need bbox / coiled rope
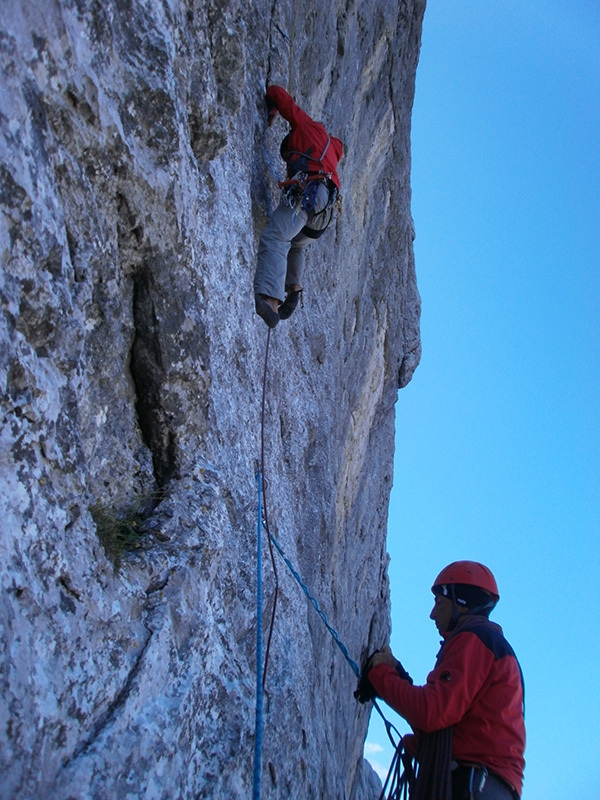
[252,327,406,799]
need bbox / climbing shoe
[255,294,279,328]
[278,289,302,320]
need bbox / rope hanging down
[266,521,403,745]
[259,328,279,689]
[253,327,279,800]
[267,529,360,677]
[256,469,407,798]
[252,468,264,800]
[253,327,408,800]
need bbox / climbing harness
[279,172,341,237]
[279,170,333,204]
[300,175,326,213]
[252,327,413,800]
[278,128,340,231]
[468,764,489,796]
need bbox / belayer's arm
[369,632,495,733]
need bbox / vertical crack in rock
[130,267,177,489]
[267,0,291,85]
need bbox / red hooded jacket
[369,616,526,796]
[266,85,343,188]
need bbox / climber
[355,561,526,800]
[254,84,343,328]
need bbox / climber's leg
[254,199,307,303]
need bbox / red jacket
[369,616,525,796]
[266,85,343,188]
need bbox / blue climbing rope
[254,463,404,798]
[253,327,403,799]
[252,467,264,800]
[259,328,279,690]
[253,326,279,800]
[267,529,360,678]
[266,525,402,746]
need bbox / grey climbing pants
[253,182,330,302]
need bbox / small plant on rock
[91,501,147,571]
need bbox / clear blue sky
[366,2,600,798]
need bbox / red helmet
[432,560,499,601]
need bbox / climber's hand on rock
[266,95,277,126]
[368,645,397,669]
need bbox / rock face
[0,0,424,797]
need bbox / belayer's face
[430,594,454,635]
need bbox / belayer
[355,561,526,799]
[254,85,343,328]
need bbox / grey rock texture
[0,0,424,797]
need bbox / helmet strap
[447,584,460,632]
[446,585,496,631]
[465,597,496,617]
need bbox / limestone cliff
[0,0,424,797]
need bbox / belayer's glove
[354,651,380,704]
[394,660,413,684]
